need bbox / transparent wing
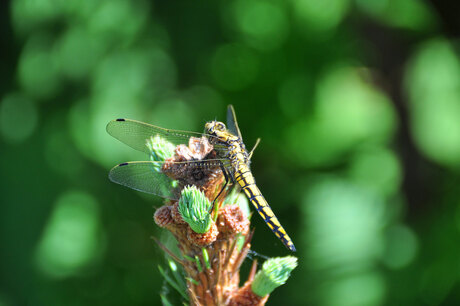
[227,105,243,140]
[109,159,235,199]
[109,161,179,199]
[107,119,227,155]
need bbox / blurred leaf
[285,65,396,167]
[291,0,351,34]
[18,33,61,100]
[356,0,436,31]
[35,191,104,278]
[302,178,386,305]
[405,38,460,167]
[232,0,289,51]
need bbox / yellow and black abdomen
[235,167,296,252]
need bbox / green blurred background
[1,0,460,305]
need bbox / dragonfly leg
[210,165,231,214]
[248,138,261,160]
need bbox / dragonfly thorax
[206,120,249,163]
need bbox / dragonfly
[107,105,296,252]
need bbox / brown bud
[217,204,250,235]
[187,222,219,247]
[229,282,268,306]
[170,202,186,224]
[154,205,173,228]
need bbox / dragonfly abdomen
[235,169,296,252]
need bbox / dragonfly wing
[109,159,233,199]
[109,161,179,199]
[226,105,243,140]
[107,119,225,155]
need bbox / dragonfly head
[205,120,227,137]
